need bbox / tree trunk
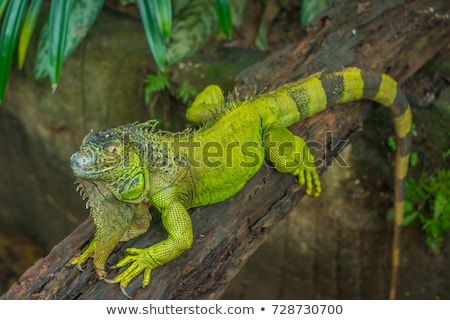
[2,0,449,299]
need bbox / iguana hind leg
[263,123,321,197]
[186,84,225,125]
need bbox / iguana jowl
[70,67,412,298]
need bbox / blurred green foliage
[0,0,237,103]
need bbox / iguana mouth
[70,151,114,179]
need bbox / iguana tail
[271,67,412,299]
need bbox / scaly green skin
[70,67,411,298]
[70,179,150,278]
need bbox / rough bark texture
[2,0,449,299]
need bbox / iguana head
[71,125,146,202]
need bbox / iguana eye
[104,142,122,159]
[108,145,118,153]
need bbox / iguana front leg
[114,190,193,289]
[70,180,150,278]
[70,234,98,271]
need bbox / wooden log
[2,0,449,299]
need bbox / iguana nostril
[71,152,91,168]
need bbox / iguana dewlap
[70,67,411,299]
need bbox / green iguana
[70,67,412,299]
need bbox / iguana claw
[75,263,85,272]
[103,275,133,299]
[120,285,133,299]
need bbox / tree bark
[2,0,449,299]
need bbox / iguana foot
[264,124,322,197]
[293,148,321,197]
[69,239,97,270]
[114,247,160,289]
[294,167,321,197]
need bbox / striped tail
[279,67,412,299]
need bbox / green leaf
[153,0,172,41]
[433,189,447,218]
[166,0,217,65]
[402,210,419,226]
[144,71,169,105]
[426,234,443,254]
[386,208,394,223]
[17,0,42,70]
[34,0,104,82]
[0,0,28,104]
[443,148,450,159]
[411,123,417,137]
[177,81,198,104]
[387,135,397,151]
[0,0,10,19]
[255,22,269,51]
[400,169,450,253]
[136,0,166,71]
[300,0,331,26]
[33,22,47,80]
[214,0,232,39]
[63,0,104,58]
[409,151,418,167]
[48,0,72,91]
[404,200,414,214]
